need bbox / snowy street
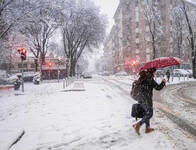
[0,76,196,150]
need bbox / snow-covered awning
[42,65,66,70]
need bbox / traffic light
[48,62,52,68]
[131,60,137,67]
[18,48,27,60]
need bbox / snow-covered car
[155,69,165,77]
[81,73,92,79]
[23,72,36,82]
[186,69,193,78]
[6,75,19,84]
[102,71,110,76]
[0,78,8,85]
[173,69,190,77]
[115,71,128,76]
[33,72,41,84]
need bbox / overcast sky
[87,0,119,72]
[93,0,119,33]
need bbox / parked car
[81,72,92,79]
[186,69,193,78]
[173,69,190,77]
[155,69,165,77]
[23,72,36,82]
[6,74,20,84]
[102,71,110,76]
[0,78,8,85]
[33,72,41,84]
[115,71,128,76]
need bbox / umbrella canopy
[140,57,183,72]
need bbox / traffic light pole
[21,60,24,92]
[49,68,51,80]
[58,63,59,83]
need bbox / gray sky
[87,0,119,72]
[93,0,119,33]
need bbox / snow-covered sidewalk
[0,78,192,150]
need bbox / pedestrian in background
[133,68,166,135]
[166,70,170,82]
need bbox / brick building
[103,0,195,73]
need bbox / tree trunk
[34,58,38,72]
[152,22,156,59]
[177,36,182,58]
[41,53,45,65]
[193,57,196,79]
[70,60,76,76]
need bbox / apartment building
[104,0,195,73]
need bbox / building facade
[10,56,67,80]
[103,0,195,73]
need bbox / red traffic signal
[131,60,136,66]
[18,48,27,60]
[21,48,27,54]
[48,62,52,68]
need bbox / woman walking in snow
[133,68,166,135]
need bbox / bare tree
[181,0,196,78]
[19,1,59,71]
[60,0,106,76]
[143,0,162,59]
[0,0,43,72]
[0,0,40,39]
[172,6,184,58]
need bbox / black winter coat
[139,78,165,106]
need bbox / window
[136,38,139,43]
[18,63,27,68]
[31,63,35,68]
[146,36,150,41]
[136,22,139,28]
[147,41,151,46]
[170,20,172,25]
[136,55,140,61]
[135,7,139,12]
[136,43,139,49]
[146,54,150,61]
[23,64,27,68]
[135,11,139,18]
[136,32,139,38]
[18,64,22,68]
[126,4,130,11]
[146,48,150,53]
[135,0,138,6]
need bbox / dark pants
[167,76,170,82]
[139,104,153,128]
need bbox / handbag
[131,103,145,120]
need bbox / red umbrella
[140,57,183,72]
